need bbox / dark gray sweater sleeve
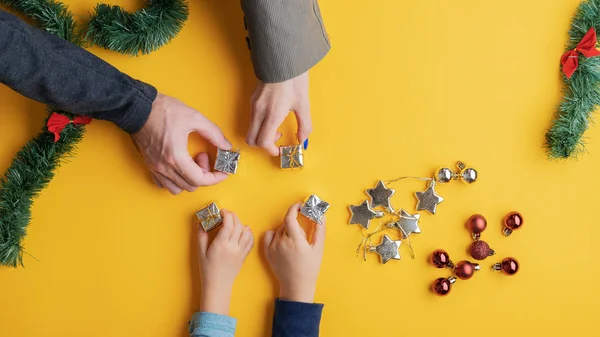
[241,0,331,83]
[0,9,156,134]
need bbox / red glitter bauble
[469,240,494,260]
[454,260,479,280]
[431,249,452,268]
[501,257,519,275]
[504,212,524,230]
[466,214,487,234]
[432,278,452,296]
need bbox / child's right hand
[263,202,326,303]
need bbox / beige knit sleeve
[241,0,331,83]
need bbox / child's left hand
[197,210,254,315]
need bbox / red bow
[561,27,600,79]
[47,112,92,142]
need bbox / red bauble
[504,212,523,230]
[466,214,487,235]
[501,257,519,275]
[432,277,454,296]
[469,240,495,260]
[431,249,453,268]
[454,260,480,280]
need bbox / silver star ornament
[372,234,402,264]
[366,180,395,211]
[415,183,444,214]
[349,201,384,229]
[394,209,421,239]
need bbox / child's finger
[239,226,253,247]
[263,230,275,260]
[274,224,286,241]
[284,202,305,241]
[218,210,235,240]
[197,225,209,258]
[229,213,244,242]
[243,229,255,256]
[311,216,327,251]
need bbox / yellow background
[0,0,598,336]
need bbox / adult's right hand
[131,93,232,195]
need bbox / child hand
[197,210,254,315]
[263,202,326,303]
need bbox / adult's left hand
[246,71,312,156]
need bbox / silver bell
[435,167,453,183]
[461,168,478,184]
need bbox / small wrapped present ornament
[300,195,330,224]
[214,149,240,174]
[195,202,223,232]
[280,145,303,169]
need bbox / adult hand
[132,93,232,195]
[246,71,312,156]
[263,202,326,303]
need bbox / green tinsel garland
[85,0,189,55]
[0,0,188,267]
[546,0,600,159]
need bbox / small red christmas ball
[432,277,452,296]
[501,257,519,276]
[504,212,523,230]
[466,214,487,234]
[454,260,479,280]
[431,249,452,268]
[469,240,494,260]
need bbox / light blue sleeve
[189,312,237,337]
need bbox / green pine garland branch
[85,0,189,55]
[0,0,83,45]
[0,110,86,267]
[546,0,600,158]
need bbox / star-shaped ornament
[372,234,402,264]
[349,200,384,229]
[415,183,444,214]
[394,209,421,239]
[366,180,395,211]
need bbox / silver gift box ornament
[196,202,223,232]
[214,149,240,174]
[300,195,330,224]
[280,145,304,169]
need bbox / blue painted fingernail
[303,138,309,150]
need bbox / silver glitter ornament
[366,180,395,211]
[394,209,421,239]
[461,168,478,184]
[369,234,401,264]
[349,200,384,229]
[195,202,223,232]
[214,149,240,174]
[435,167,453,183]
[300,195,330,224]
[415,183,444,214]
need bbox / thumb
[263,230,275,262]
[192,113,232,150]
[294,103,312,144]
[311,216,326,251]
[197,226,209,258]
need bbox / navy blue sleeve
[272,299,324,337]
[0,9,156,134]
